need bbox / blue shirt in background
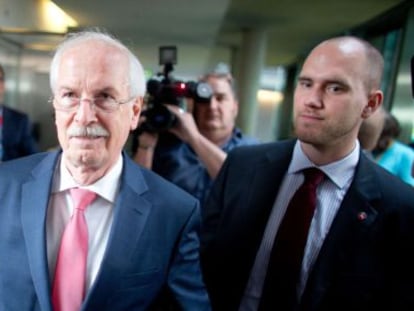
[375,140,414,186]
[152,128,259,206]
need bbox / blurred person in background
[373,111,414,186]
[133,67,258,206]
[0,64,39,162]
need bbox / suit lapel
[83,156,152,310]
[232,141,296,299]
[19,152,152,311]
[246,141,295,235]
[301,154,382,310]
[21,151,60,311]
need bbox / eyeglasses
[50,94,136,113]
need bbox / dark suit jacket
[0,151,211,311]
[201,139,414,311]
[1,105,39,161]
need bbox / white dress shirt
[46,155,123,291]
[239,140,359,311]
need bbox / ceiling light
[41,0,78,33]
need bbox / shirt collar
[52,154,123,203]
[222,127,242,150]
[288,140,360,189]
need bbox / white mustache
[67,125,109,138]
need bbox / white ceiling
[0,0,408,79]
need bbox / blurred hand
[137,114,159,148]
[164,104,227,179]
[165,104,200,144]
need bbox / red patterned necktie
[259,167,325,310]
[52,188,96,311]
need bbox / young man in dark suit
[201,36,414,311]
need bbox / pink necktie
[52,188,96,311]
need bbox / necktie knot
[303,167,325,189]
[70,188,96,211]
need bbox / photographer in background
[133,67,259,206]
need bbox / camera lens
[194,82,212,104]
[196,83,212,99]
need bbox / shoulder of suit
[3,105,28,119]
[229,139,295,156]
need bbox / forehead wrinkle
[59,43,129,97]
[302,50,361,88]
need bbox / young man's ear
[362,90,383,118]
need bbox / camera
[140,46,213,133]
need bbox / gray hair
[49,30,146,97]
[199,70,238,100]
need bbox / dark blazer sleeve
[200,141,294,310]
[300,153,414,311]
[2,106,39,161]
[166,201,211,311]
[91,156,211,311]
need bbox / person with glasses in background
[0,64,39,162]
[133,66,258,207]
[0,30,211,311]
